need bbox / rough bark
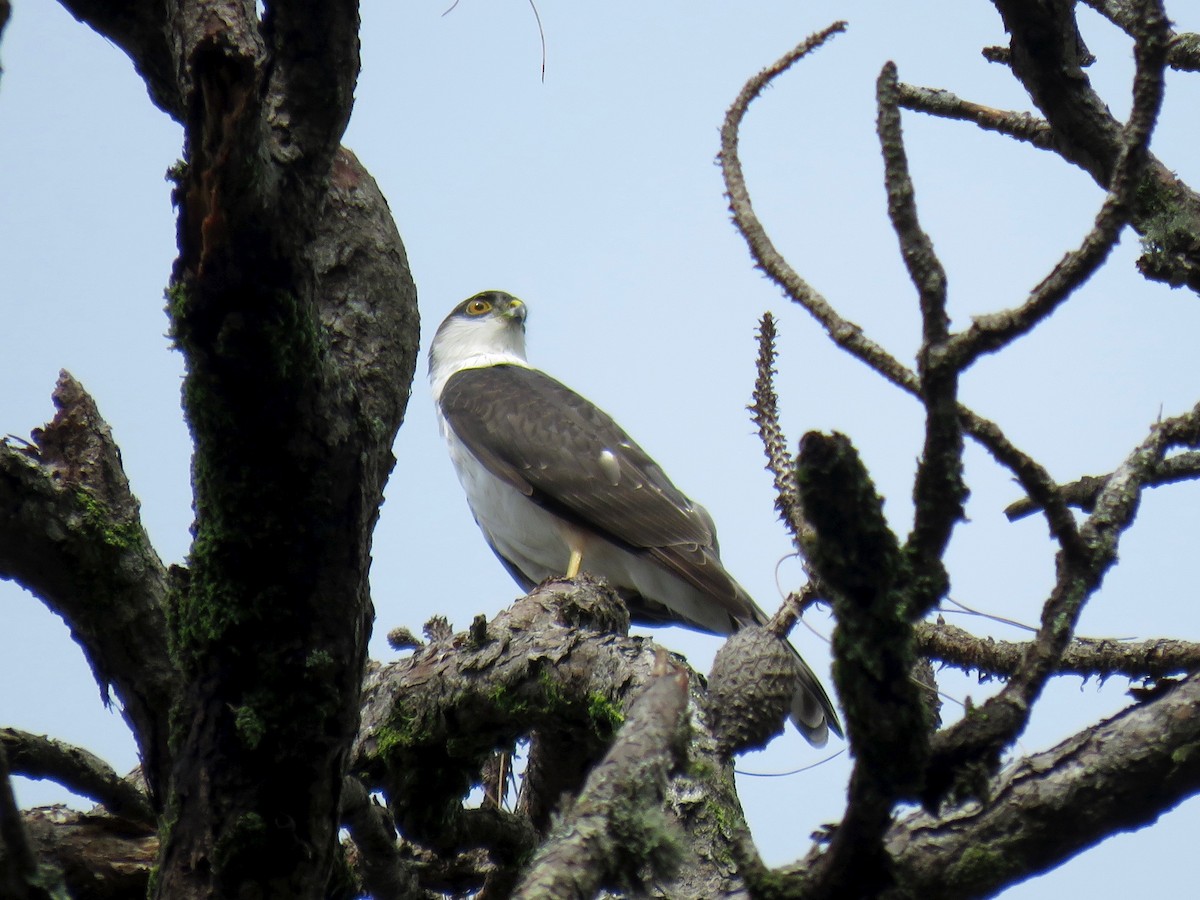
[0,375,173,804]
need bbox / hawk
[430,290,842,745]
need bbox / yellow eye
[466,298,492,316]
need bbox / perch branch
[512,656,690,899]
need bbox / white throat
[429,314,531,401]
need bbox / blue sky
[2,2,1198,896]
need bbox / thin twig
[749,312,808,546]
[1004,451,1200,520]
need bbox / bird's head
[429,291,530,399]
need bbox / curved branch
[719,23,916,398]
[1082,0,1200,71]
[1,730,153,826]
[339,776,430,900]
[719,23,1082,555]
[994,0,1200,293]
[946,0,1169,367]
[55,0,180,116]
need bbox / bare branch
[897,82,1054,148]
[945,0,1169,368]
[915,620,1200,680]
[0,375,173,803]
[340,776,430,900]
[888,673,1200,898]
[1004,451,1200,520]
[20,806,156,900]
[927,400,1200,804]
[720,23,919,398]
[748,312,809,545]
[877,62,964,617]
[1,730,153,827]
[720,23,1082,555]
[876,64,950,331]
[993,0,1200,293]
[55,0,180,116]
[1082,0,1200,71]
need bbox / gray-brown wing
[439,365,716,552]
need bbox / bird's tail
[789,643,843,747]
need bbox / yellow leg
[566,547,583,578]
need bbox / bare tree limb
[749,312,809,546]
[897,82,1054,147]
[1082,0,1200,71]
[339,776,430,900]
[876,61,963,619]
[927,399,1200,804]
[1004,450,1200,520]
[886,673,1200,899]
[915,620,1200,680]
[720,23,1083,557]
[993,0,1200,293]
[55,0,180,116]
[21,806,155,900]
[0,375,173,804]
[719,23,917,399]
[945,0,1169,368]
[1,730,153,827]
